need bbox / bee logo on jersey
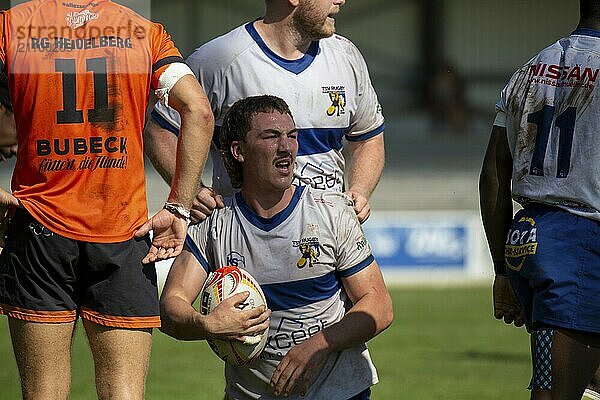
[226,251,246,269]
[505,216,538,271]
[293,237,321,268]
[322,86,346,116]
[66,10,99,29]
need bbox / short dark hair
[219,95,293,189]
[580,0,600,23]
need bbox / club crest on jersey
[226,251,246,269]
[293,237,321,269]
[66,10,99,29]
[322,86,346,116]
[504,216,538,271]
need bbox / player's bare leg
[83,319,152,400]
[532,389,552,399]
[8,318,75,400]
[551,329,600,400]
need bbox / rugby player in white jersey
[144,0,384,224]
[480,1,600,399]
[159,95,393,400]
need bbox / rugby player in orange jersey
[0,1,214,399]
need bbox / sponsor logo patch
[505,216,538,271]
[66,10,99,29]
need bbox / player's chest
[210,220,337,284]
[228,62,357,127]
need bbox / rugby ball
[199,266,269,365]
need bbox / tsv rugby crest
[293,237,321,269]
[322,86,346,116]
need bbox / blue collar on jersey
[245,20,319,75]
[235,185,305,231]
[571,28,600,38]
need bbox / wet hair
[580,0,600,23]
[219,95,293,188]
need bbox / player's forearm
[159,296,210,341]
[346,134,384,198]
[479,165,513,273]
[143,118,178,185]
[168,103,214,209]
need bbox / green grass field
[0,286,532,399]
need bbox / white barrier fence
[362,211,492,285]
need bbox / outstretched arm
[270,261,393,397]
[345,134,384,223]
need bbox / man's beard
[291,2,335,41]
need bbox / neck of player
[241,184,296,219]
[254,18,312,60]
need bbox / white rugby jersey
[186,186,378,400]
[152,21,384,197]
[496,29,600,220]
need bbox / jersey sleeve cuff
[338,254,375,277]
[493,111,507,128]
[345,123,385,142]
[184,235,210,273]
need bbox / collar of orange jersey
[60,0,110,7]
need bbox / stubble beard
[291,2,335,41]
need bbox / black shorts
[0,208,159,328]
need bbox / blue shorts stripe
[262,272,341,311]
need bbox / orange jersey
[0,0,184,242]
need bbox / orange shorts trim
[0,303,77,323]
[80,308,161,329]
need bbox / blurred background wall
[143,0,579,210]
[147,0,579,282]
[0,0,581,282]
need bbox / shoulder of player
[212,195,236,216]
[513,39,566,75]
[305,188,354,214]
[321,33,363,58]
[186,23,254,67]
[186,197,236,237]
[4,0,47,20]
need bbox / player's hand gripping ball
[200,266,269,365]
